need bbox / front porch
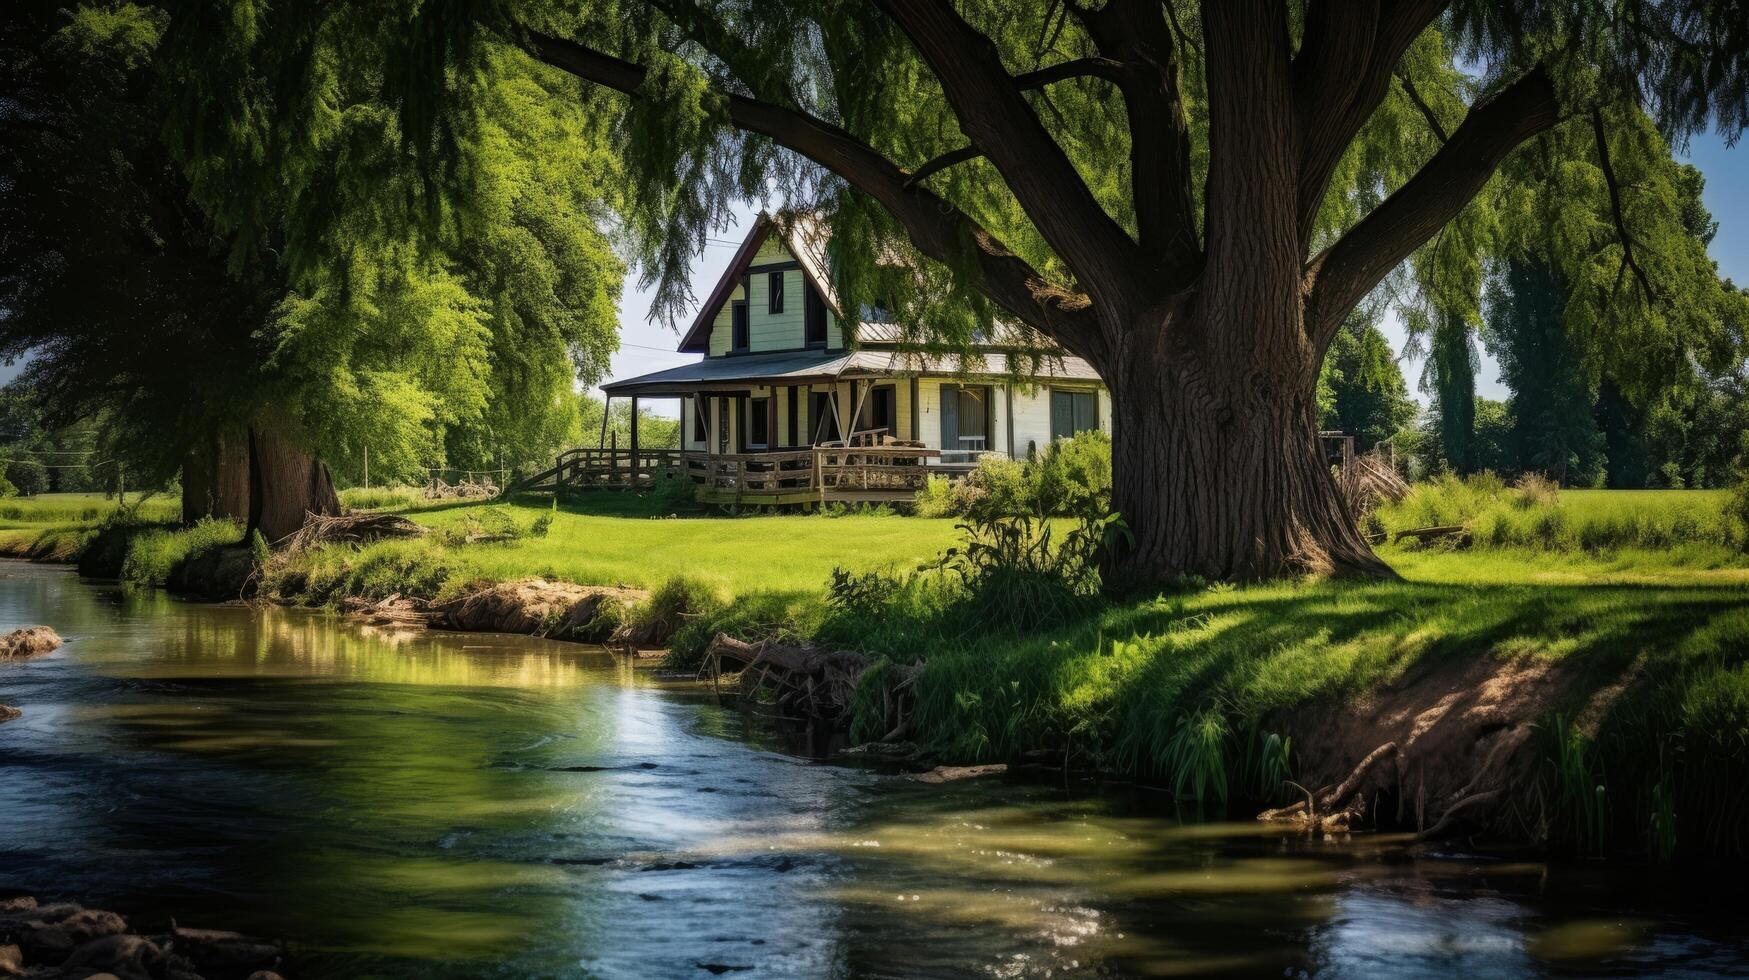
[526,439,943,506]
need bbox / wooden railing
[685,444,939,500]
[550,448,685,489]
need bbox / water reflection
[1,562,1746,978]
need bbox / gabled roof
[676,211,843,353]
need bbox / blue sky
[605,133,1749,416]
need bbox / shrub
[646,465,698,515]
[911,430,1112,519]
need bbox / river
[1,561,1745,978]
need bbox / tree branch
[1012,56,1126,89]
[903,145,983,188]
[527,30,1104,361]
[1395,70,1449,144]
[874,0,1146,304]
[1073,0,1201,283]
[1591,107,1655,301]
[1305,65,1560,348]
[1294,0,1450,242]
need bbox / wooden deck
[516,441,945,506]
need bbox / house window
[745,397,770,450]
[731,300,749,352]
[804,287,827,346]
[768,271,784,314]
[810,389,841,444]
[1050,389,1099,440]
[939,384,990,458]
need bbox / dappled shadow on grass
[906,568,1749,781]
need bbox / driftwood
[1392,524,1469,545]
[425,476,499,500]
[1258,739,1506,841]
[707,635,870,721]
[278,511,427,552]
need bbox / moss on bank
[9,488,1749,859]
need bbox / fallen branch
[277,512,426,553]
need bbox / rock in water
[58,933,165,980]
[0,706,19,724]
[0,943,22,978]
[0,626,61,660]
[21,907,128,957]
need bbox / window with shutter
[768,271,784,314]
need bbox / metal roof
[602,347,1102,396]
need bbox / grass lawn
[379,494,964,595]
[0,492,177,529]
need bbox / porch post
[598,395,612,449]
[630,395,640,484]
[1004,384,1015,459]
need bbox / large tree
[166,0,1749,583]
[4,2,625,538]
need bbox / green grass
[378,494,963,595]
[0,492,178,529]
[1376,477,1743,554]
[339,485,429,511]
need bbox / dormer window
[731,300,749,352]
[804,287,827,346]
[768,271,784,314]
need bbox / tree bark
[1100,304,1391,588]
[247,414,340,544]
[181,427,251,525]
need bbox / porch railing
[685,444,940,498]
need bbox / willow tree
[168,0,1749,581]
[6,2,624,539]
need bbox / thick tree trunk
[181,428,251,525]
[247,415,340,544]
[1100,304,1393,589]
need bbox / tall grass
[339,485,428,511]
[1378,475,1744,553]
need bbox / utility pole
[363,445,370,490]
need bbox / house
[595,212,1110,503]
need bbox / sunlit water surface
[1,561,1745,978]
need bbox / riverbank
[0,895,286,980]
[4,486,1747,859]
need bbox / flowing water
[1,561,1746,979]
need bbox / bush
[646,465,698,515]
[911,430,1111,519]
[339,485,425,511]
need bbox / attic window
[731,300,749,352]
[768,271,784,314]
[804,287,827,346]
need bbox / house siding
[699,238,844,356]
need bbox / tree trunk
[247,415,340,544]
[181,428,251,525]
[1100,304,1393,589]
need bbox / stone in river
[0,943,22,978]
[0,626,61,660]
[58,933,165,980]
[22,907,128,957]
[0,706,20,724]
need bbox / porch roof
[601,348,1102,396]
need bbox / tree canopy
[1,1,627,502]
